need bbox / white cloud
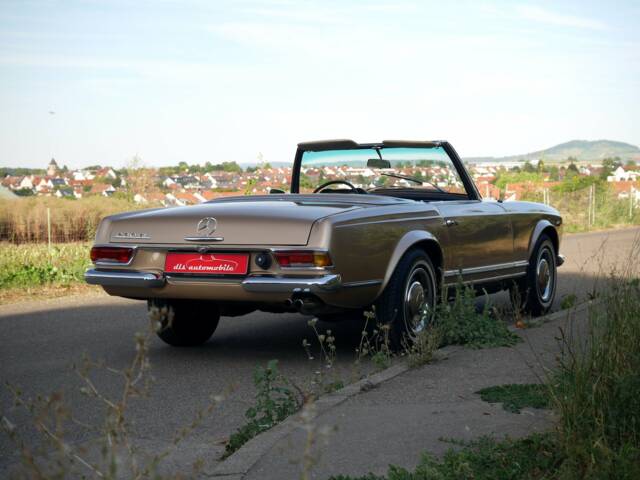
[516,5,607,30]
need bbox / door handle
[445,219,458,227]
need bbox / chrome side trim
[84,269,165,288]
[241,274,342,293]
[444,260,529,278]
[343,279,383,288]
[183,236,225,242]
[443,271,526,287]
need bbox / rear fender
[378,230,442,296]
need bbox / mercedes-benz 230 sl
[86,140,564,348]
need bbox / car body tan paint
[87,141,563,314]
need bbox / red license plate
[165,253,249,275]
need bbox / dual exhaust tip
[285,296,321,314]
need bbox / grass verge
[0,242,95,304]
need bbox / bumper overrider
[84,269,342,293]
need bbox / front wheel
[374,249,437,351]
[148,299,220,347]
[510,235,558,316]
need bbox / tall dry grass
[0,196,141,243]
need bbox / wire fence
[0,184,638,244]
[0,197,141,243]
[517,183,639,233]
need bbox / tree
[523,161,536,173]
[14,187,34,196]
[125,155,153,194]
[626,159,637,168]
[600,157,622,180]
[536,160,546,173]
[566,163,579,178]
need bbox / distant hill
[465,140,640,163]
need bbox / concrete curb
[210,361,414,478]
[210,302,592,479]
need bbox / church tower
[47,158,59,177]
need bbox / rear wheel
[374,249,437,351]
[148,299,220,347]
[510,234,557,316]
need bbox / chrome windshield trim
[84,269,165,288]
[241,274,342,293]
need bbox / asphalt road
[1,227,638,475]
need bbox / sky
[0,0,639,169]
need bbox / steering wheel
[313,180,359,193]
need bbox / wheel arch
[528,220,559,259]
[377,231,443,296]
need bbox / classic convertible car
[86,140,564,348]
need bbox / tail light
[90,246,134,264]
[274,251,332,268]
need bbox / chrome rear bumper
[85,269,341,293]
[241,274,342,293]
[85,269,165,288]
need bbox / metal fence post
[592,184,596,226]
[47,207,51,250]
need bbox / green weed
[547,274,640,478]
[223,360,301,458]
[560,294,577,310]
[476,384,550,413]
[0,242,90,289]
[436,285,521,349]
[329,433,562,480]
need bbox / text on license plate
[164,253,249,275]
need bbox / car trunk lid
[105,196,386,246]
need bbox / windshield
[299,146,466,194]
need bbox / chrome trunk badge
[184,217,224,242]
[196,217,218,236]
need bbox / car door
[435,199,515,283]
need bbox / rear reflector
[90,246,134,264]
[274,251,332,268]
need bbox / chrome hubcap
[403,264,433,335]
[536,249,554,303]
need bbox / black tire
[148,299,220,347]
[374,249,437,351]
[510,234,557,316]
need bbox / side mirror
[367,158,391,169]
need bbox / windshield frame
[290,140,480,200]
